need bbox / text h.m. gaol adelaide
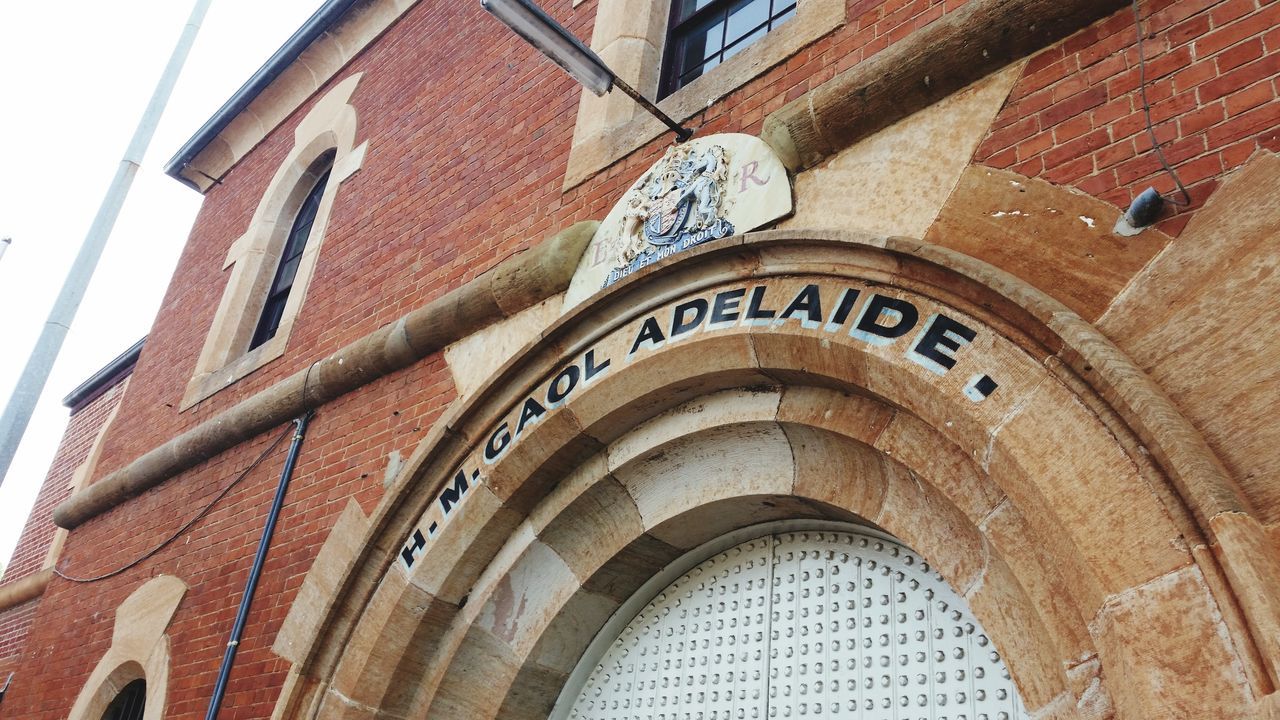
[2,0,1280,718]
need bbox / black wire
[301,359,319,408]
[1133,0,1193,207]
[53,423,295,584]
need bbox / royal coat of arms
[605,144,736,287]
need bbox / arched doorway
[557,523,1028,720]
[274,230,1273,720]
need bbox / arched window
[249,152,335,350]
[100,679,145,720]
[181,73,366,409]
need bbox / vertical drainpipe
[205,412,313,720]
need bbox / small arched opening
[100,678,146,720]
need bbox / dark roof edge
[62,337,146,412]
[163,0,364,191]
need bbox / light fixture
[481,0,693,142]
[1114,187,1165,236]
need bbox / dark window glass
[248,159,333,350]
[101,679,146,720]
[661,0,797,97]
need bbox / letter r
[739,161,769,192]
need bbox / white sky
[0,0,325,570]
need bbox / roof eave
[162,0,364,191]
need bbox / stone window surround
[182,73,368,411]
[564,0,845,190]
[66,576,186,720]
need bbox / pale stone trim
[268,230,1275,719]
[444,293,565,399]
[66,576,186,720]
[0,381,129,607]
[267,500,374,720]
[273,499,370,665]
[316,401,1078,716]
[183,74,368,411]
[38,378,133,573]
[761,0,1130,171]
[0,568,51,612]
[564,0,846,190]
[177,0,420,192]
[52,221,598,531]
[778,62,1023,240]
[1250,693,1280,719]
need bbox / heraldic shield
[643,183,693,245]
[569,134,793,297]
[640,184,691,245]
[599,144,739,287]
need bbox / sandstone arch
[273,230,1279,720]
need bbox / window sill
[564,0,845,190]
[180,330,289,411]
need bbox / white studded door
[564,530,1028,720]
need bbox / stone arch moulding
[272,229,1280,720]
[183,72,369,410]
[67,575,186,720]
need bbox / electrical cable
[1133,0,1193,207]
[52,423,294,584]
[55,356,323,585]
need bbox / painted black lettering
[630,316,666,355]
[516,396,547,435]
[584,348,610,381]
[711,288,746,324]
[400,528,426,568]
[439,467,479,514]
[855,294,918,340]
[964,374,999,401]
[912,314,977,372]
[975,375,998,395]
[484,422,511,462]
[745,286,776,320]
[779,284,823,325]
[828,288,860,327]
[672,298,709,336]
[547,364,581,404]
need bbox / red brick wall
[975,0,1280,235]
[0,599,39,680]
[86,0,983,486]
[0,378,127,678]
[4,0,1277,717]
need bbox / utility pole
[0,0,213,488]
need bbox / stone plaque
[564,133,792,308]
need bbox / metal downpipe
[205,412,313,720]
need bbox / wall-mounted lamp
[1114,187,1165,236]
[481,0,693,142]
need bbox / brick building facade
[0,341,139,703]
[1,0,1278,717]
